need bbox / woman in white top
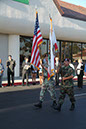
[76,59,84,88]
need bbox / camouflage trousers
[40,78,56,102]
[58,86,75,105]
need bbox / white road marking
[74,93,86,97]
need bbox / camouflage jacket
[59,65,75,87]
[43,62,48,78]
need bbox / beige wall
[0,34,20,78]
[0,0,86,42]
[8,35,20,77]
[0,34,8,77]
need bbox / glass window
[72,43,82,62]
[20,36,33,76]
[48,40,60,58]
[39,39,48,59]
[61,41,72,61]
[82,43,86,63]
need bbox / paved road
[0,85,86,129]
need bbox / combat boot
[54,104,61,112]
[69,103,75,111]
[34,101,42,108]
[51,100,57,108]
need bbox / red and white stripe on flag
[31,11,43,68]
[48,55,51,80]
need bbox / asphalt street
[0,84,86,129]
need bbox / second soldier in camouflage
[54,58,75,111]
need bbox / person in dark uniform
[22,57,31,86]
[76,59,84,89]
[6,55,16,86]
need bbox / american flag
[31,11,43,68]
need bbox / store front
[20,36,86,76]
[0,0,86,78]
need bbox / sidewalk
[2,77,40,86]
[2,76,86,86]
[0,80,86,94]
[0,84,41,93]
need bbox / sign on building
[13,0,29,4]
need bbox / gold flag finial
[35,5,38,17]
[49,14,52,21]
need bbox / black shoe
[69,103,75,111]
[7,84,10,86]
[34,101,42,108]
[51,101,57,108]
[54,104,61,112]
[32,82,36,85]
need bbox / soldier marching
[54,58,76,111]
[34,57,76,111]
[34,54,57,108]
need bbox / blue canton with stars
[34,13,39,36]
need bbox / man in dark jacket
[22,57,31,86]
[6,55,16,86]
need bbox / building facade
[0,0,86,77]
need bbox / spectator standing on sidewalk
[76,59,84,89]
[84,63,86,76]
[0,59,4,88]
[31,65,37,85]
[6,55,16,86]
[22,57,31,86]
[39,59,43,85]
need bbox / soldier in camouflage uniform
[54,58,75,111]
[34,55,57,108]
